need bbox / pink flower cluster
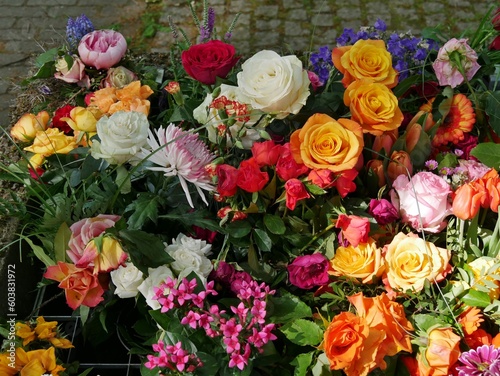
[144,341,202,373]
[151,269,277,371]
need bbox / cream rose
[236,50,310,119]
[330,237,384,284]
[90,110,149,165]
[137,265,174,310]
[193,84,268,148]
[110,262,144,298]
[384,232,451,293]
[165,233,213,278]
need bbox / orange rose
[417,327,461,376]
[10,111,50,142]
[344,79,403,136]
[321,312,370,371]
[290,113,363,173]
[23,128,77,157]
[348,292,414,370]
[332,39,398,88]
[330,237,385,284]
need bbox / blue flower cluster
[310,19,440,83]
[337,19,439,81]
[66,14,95,53]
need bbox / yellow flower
[23,128,77,157]
[330,237,385,284]
[34,317,57,341]
[81,236,128,274]
[0,351,19,375]
[15,322,36,346]
[469,256,500,300]
[17,347,65,376]
[10,111,50,142]
[62,106,98,132]
[332,39,398,88]
[344,79,403,136]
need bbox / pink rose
[287,253,330,289]
[368,198,399,225]
[67,214,121,265]
[284,178,310,210]
[54,55,89,87]
[307,70,323,91]
[335,214,370,247]
[391,172,452,233]
[432,38,480,88]
[78,29,127,70]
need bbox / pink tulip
[78,29,127,70]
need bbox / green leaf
[24,237,55,267]
[225,220,252,238]
[280,319,323,346]
[253,228,272,252]
[140,364,160,376]
[485,91,500,136]
[79,305,90,326]
[196,352,221,376]
[470,142,500,169]
[77,368,94,376]
[264,214,286,235]
[461,289,491,308]
[118,229,173,274]
[290,351,314,376]
[31,61,56,79]
[35,47,59,66]
[54,222,71,263]
[125,193,160,230]
[115,165,131,194]
[268,293,313,323]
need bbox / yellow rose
[384,232,451,293]
[344,79,403,136]
[62,106,98,132]
[332,39,398,88]
[10,111,49,142]
[469,256,500,300]
[80,236,128,274]
[290,113,364,172]
[24,128,77,157]
[330,237,385,284]
[28,153,45,169]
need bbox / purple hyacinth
[66,14,94,52]
[309,45,333,85]
[199,6,216,41]
[456,345,500,376]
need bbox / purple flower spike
[456,345,500,376]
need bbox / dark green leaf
[196,352,221,376]
[253,228,272,252]
[485,91,500,136]
[125,193,160,230]
[54,222,71,263]
[268,293,313,324]
[470,142,500,169]
[264,214,286,235]
[31,61,56,79]
[225,220,252,238]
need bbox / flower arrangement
[3,2,500,375]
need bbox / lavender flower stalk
[66,14,94,53]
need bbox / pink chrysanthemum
[139,124,215,207]
[456,345,500,375]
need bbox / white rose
[137,265,174,310]
[110,262,144,299]
[236,50,311,119]
[165,233,213,278]
[91,110,149,164]
[193,84,268,149]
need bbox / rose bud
[387,150,413,182]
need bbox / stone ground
[0,0,496,129]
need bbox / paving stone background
[0,0,496,129]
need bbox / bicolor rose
[10,111,49,142]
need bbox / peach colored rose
[332,39,398,88]
[335,214,370,247]
[330,237,384,284]
[344,79,403,136]
[10,111,49,142]
[43,261,105,310]
[321,312,370,371]
[23,128,77,157]
[290,113,363,173]
[348,292,414,371]
[383,232,451,294]
[417,327,461,376]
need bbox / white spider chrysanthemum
[138,124,215,207]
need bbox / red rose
[284,178,310,210]
[236,158,269,193]
[251,140,282,167]
[287,253,330,289]
[276,143,309,181]
[332,168,358,198]
[181,40,240,85]
[308,169,335,189]
[490,35,500,51]
[52,104,75,134]
[216,164,239,197]
[492,8,500,31]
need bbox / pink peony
[78,29,127,70]
[432,38,480,88]
[287,253,330,289]
[391,171,452,233]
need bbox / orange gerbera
[432,93,476,146]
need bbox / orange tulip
[452,182,485,220]
[387,150,412,181]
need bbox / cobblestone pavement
[0,0,496,129]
